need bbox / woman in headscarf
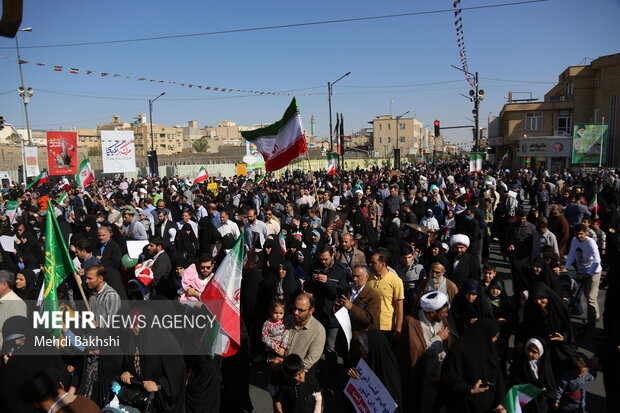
[422,241,446,273]
[14,269,39,301]
[171,223,199,268]
[350,206,378,249]
[440,318,505,413]
[513,257,563,302]
[486,279,515,377]
[508,337,557,413]
[271,262,302,309]
[348,329,403,413]
[380,222,402,269]
[518,281,575,373]
[450,279,494,336]
[120,308,186,413]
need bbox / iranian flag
[57,191,68,205]
[256,175,265,185]
[588,194,599,212]
[501,384,542,413]
[75,157,94,189]
[201,231,245,357]
[326,152,338,175]
[278,231,287,254]
[194,167,209,185]
[4,200,19,223]
[498,150,509,169]
[25,170,49,190]
[241,97,307,171]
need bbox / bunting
[453,1,474,87]
[4,56,300,97]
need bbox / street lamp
[452,65,484,152]
[394,110,409,169]
[327,72,351,153]
[15,27,33,146]
[149,92,166,151]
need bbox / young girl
[262,298,289,360]
[508,337,556,412]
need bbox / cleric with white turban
[449,234,470,248]
[420,291,449,313]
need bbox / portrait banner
[572,124,608,164]
[46,132,78,175]
[25,146,40,177]
[101,130,136,173]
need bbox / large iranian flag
[201,232,245,357]
[241,97,307,171]
[75,157,94,189]
[501,384,542,413]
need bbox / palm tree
[192,138,209,153]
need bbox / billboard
[572,124,608,164]
[101,130,136,173]
[24,146,40,177]
[46,131,78,175]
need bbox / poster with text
[46,131,78,175]
[572,124,608,164]
[101,130,136,173]
[344,358,398,413]
[24,146,40,177]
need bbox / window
[387,124,391,130]
[399,123,405,130]
[566,81,574,96]
[400,137,405,143]
[379,124,382,131]
[388,137,391,143]
[557,110,571,135]
[379,137,382,143]
[525,112,542,131]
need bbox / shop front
[516,137,572,171]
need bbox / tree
[192,138,209,153]
[87,146,102,156]
[6,133,21,145]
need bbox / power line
[0,0,548,50]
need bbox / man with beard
[398,291,453,412]
[274,293,326,373]
[154,209,177,250]
[446,234,480,289]
[416,260,458,307]
[243,209,269,251]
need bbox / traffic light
[0,116,4,130]
[434,120,440,137]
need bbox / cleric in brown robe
[398,291,455,412]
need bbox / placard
[24,146,40,177]
[344,358,398,413]
[101,130,137,173]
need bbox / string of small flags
[2,55,292,96]
[453,0,474,87]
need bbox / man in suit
[96,225,122,270]
[445,234,480,289]
[334,264,380,341]
[146,236,173,299]
[155,209,177,251]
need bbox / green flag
[501,383,543,413]
[42,200,76,338]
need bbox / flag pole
[73,272,91,311]
[599,117,605,168]
[305,150,321,216]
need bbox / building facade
[371,115,437,159]
[492,52,620,169]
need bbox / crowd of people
[0,159,618,413]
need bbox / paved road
[248,238,609,413]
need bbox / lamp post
[15,27,33,147]
[452,65,484,152]
[149,92,166,151]
[394,111,409,169]
[148,92,165,177]
[327,72,350,153]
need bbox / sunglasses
[200,265,213,270]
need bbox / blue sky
[1,0,619,145]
